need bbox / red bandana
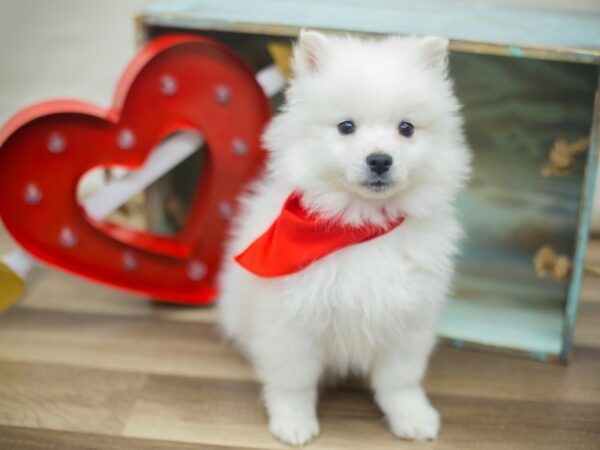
[234,192,406,277]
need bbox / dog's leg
[254,325,322,446]
[264,382,320,446]
[370,328,439,441]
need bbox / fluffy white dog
[218,30,471,446]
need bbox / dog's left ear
[421,36,449,73]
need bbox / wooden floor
[1,225,600,450]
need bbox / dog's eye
[398,121,414,138]
[337,120,356,135]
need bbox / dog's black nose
[366,153,393,175]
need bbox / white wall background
[0,0,149,124]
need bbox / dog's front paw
[269,416,320,446]
[387,401,440,442]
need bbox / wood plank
[0,308,253,380]
[1,307,600,406]
[20,269,217,322]
[586,239,600,262]
[444,51,596,359]
[1,358,598,449]
[123,370,600,450]
[0,425,254,450]
[574,302,600,347]
[0,362,146,434]
[580,276,600,305]
[426,346,600,404]
[140,0,600,61]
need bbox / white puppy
[218,30,471,446]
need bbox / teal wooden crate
[137,0,600,362]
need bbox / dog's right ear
[293,29,329,76]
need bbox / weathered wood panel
[441,54,597,359]
[140,0,600,63]
[137,22,600,359]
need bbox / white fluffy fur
[218,31,471,446]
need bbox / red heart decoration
[0,34,271,305]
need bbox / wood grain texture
[124,374,600,450]
[0,362,146,434]
[439,53,597,358]
[0,308,253,380]
[141,29,599,358]
[1,216,600,448]
[140,0,600,63]
[1,358,599,450]
[0,426,254,450]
